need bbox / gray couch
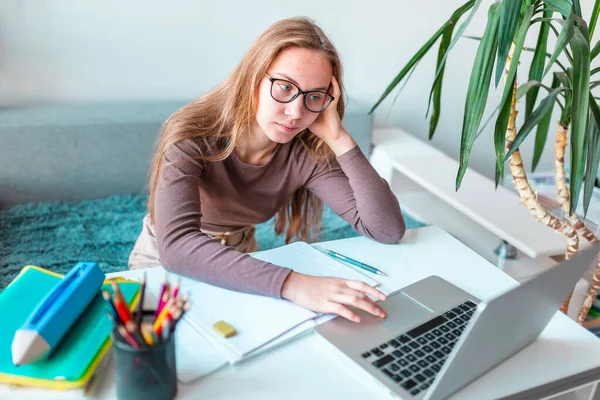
[0,101,373,208]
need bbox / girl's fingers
[327,302,360,323]
[330,291,386,319]
[330,75,341,98]
[344,280,387,301]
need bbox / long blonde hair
[148,16,345,243]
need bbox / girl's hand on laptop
[281,271,387,322]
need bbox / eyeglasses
[265,74,334,113]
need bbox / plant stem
[553,122,600,323]
[554,124,597,242]
[502,44,578,314]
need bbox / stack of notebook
[0,266,140,396]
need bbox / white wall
[0,0,597,180]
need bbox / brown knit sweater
[154,138,405,299]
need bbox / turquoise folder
[0,265,140,390]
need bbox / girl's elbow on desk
[367,218,406,245]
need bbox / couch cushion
[0,101,373,207]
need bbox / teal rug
[0,194,425,289]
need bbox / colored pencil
[141,323,155,346]
[111,281,127,307]
[154,274,170,317]
[135,272,147,326]
[117,325,140,349]
[126,320,146,348]
[172,278,180,298]
[102,290,121,323]
[153,298,175,334]
[114,298,132,324]
[161,320,171,341]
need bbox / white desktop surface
[5,226,600,399]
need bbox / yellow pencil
[153,298,175,334]
[141,323,154,346]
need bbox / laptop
[315,243,600,400]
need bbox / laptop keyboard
[360,300,478,396]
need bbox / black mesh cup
[111,311,177,400]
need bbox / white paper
[173,318,228,383]
[183,281,317,357]
[180,242,378,357]
[253,242,379,287]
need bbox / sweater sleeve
[305,145,405,244]
[153,141,292,298]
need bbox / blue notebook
[0,265,140,390]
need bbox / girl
[129,16,405,323]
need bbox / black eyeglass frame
[264,74,335,113]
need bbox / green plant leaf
[505,86,567,160]
[544,0,573,17]
[429,29,453,140]
[543,12,575,78]
[497,5,535,118]
[533,74,562,171]
[526,10,553,119]
[472,31,573,75]
[592,66,600,76]
[590,91,600,128]
[431,0,484,84]
[568,22,591,215]
[427,0,476,139]
[560,87,573,125]
[493,74,515,188]
[456,2,501,190]
[590,0,600,39]
[495,0,523,86]
[583,95,600,215]
[573,14,590,39]
[572,0,582,18]
[592,40,600,58]
[368,29,447,114]
[369,0,476,114]
[475,80,552,141]
[555,70,572,88]
[517,80,550,98]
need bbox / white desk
[6,226,600,399]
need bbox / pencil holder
[111,311,177,400]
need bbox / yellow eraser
[212,320,237,338]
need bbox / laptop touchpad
[379,292,433,333]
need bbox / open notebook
[182,241,379,360]
[111,241,381,371]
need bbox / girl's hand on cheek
[308,76,356,156]
[309,76,343,142]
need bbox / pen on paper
[323,249,388,277]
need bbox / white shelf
[372,128,567,259]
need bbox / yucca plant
[371,0,600,325]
